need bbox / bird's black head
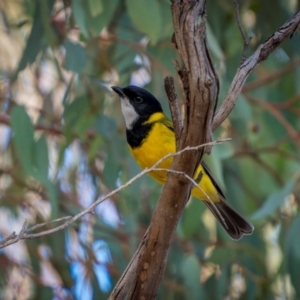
[111,85,163,129]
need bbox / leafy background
[0,0,299,299]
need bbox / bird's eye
[135,97,143,103]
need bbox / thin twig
[212,10,300,130]
[0,138,231,249]
[233,0,251,62]
[27,216,72,232]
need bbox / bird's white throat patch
[120,97,139,129]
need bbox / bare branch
[233,0,251,62]
[0,139,230,249]
[26,216,72,233]
[212,9,300,130]
[110,1,220,298]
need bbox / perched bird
[112,85,254,240]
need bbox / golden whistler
[112,85,254,240]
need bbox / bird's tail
[203,197,254,240]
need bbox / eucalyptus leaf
[180,254,204,300]
[35,136,49,181]
[63,40,87,73]
[126,0,162,44]
[11,106,35,175]
[72,0,88,37]
[32,286,53,300]
[14,0,56,77]
[286,216,300,297]
[87,0,103,17]
[252,179,295,220]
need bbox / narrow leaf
[11,106,35,175]
[180,254,204,300]
[72,0,88,37]
[14,0,56,77]
[87,0,103,17]
[252,179,295,220]
[35,136,49,181]
[63,40,87,73]
[126,0,162,44]
[286,216,300,297]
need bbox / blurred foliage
[0,0,299,299]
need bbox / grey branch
[0,139,229,249]
[233,0,252,63]
[212,9,300,130]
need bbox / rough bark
[109,1,218,299]
[109,2,300,299]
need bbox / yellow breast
[129,113,219,202]
[130,115,175,184]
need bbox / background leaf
[252,179,295,220]
[126,0,162,44]
[11,106,35,175]
[180,254,204,300]
[63,40,87,73]
[286,216,300,298]
[0,1,299,299]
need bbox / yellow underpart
[129,112,220,203]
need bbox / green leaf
[87,136,103,161]
[286,216,300,298]
[14,0,56,77]
[251,179,295,220]
[209,247,237,265]
[35,136,49,181]
[204,264,230,300]
[44,180,58,219]
[49,231,73,288]
[39,0,57,46]
[32,286,53,300]
[63,40,87,73]
[217,265,230,298]
[180,254,204,300]
[103,151,120,189]
[64,96,89,126]
[85,0,119,36]
[72,0,88,37]
[95,114,117,139]
[63,95,92,140]
[11,106,35,175]
[147,42,178,73]
[87,0,103,17]
[207,23,225,63]
[180,200,205,239]
[126,0,162,44]
[230,94,252,121]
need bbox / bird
[111,85,254,240]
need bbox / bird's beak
[111,86,125,97]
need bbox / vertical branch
[171,0,219,154]
[233,0,252,62]
[212,9,300,130]
[109,1,219,299]
[109,3,300,300]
